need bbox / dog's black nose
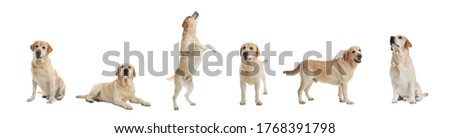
[357,54,362,59]
[243,51,249,57]
[390,36,395,44]
[124,69,129,76]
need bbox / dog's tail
[167,75,175,81]
[75,95,87,98]
[283,63,301,76]
[262,59,268,65]
[422,93,429,97]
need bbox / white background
[1,0,449,137]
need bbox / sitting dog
[389,35,428,104]
[28,40,66,104]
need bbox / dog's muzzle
[354,54,362,63]
[35,50,43,59]
[243,51,251,60]
[123,69,129,77]
[390,36,398,51]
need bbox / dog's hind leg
[173,76,183,110]
[55,84,65,101]
[304,81,314,101]
[184,78,196,106]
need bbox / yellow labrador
[169,11,217,110]
[284,46,362,105]
[390,35,428,104]
[76,64,150,110]
[28,40,66,104]
[239,42,268,106]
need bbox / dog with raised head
[28,40,66,104]
[168,11,217,110]
[283,46,362,105]
[239,42,268,106]
[76,64,150,110]
[389,35,428,104]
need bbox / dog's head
[30,40,53,60]
[115,63,136,79]
[390,35,412,51]
[343,46,362,63]
[240,42,260,61]
[182,11,199,31]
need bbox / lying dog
[284,46,362,104]
[76,64,150,110]
[169,11,217,110]
[239,42,268,106]
[28,40,66,104]
[390,35,428,104]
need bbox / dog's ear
[132,66,137,78]
[343,50,350,61]
[30,42,35,51]
[239,45,244,56]
[256,46,261,57]
[46,42,53,54]
[405,38,412,48]
[182,19,188,29]
[115,65,121,78]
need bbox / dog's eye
[242,47,246,50]
[35,45,39,48]
[359,49,361,52]
[352,50,355,53]
[42,47,46,49]
[128,66,132,69]
[250,47,254,50]
[121,65,124,68]
[398,36,403,39]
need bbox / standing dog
[390,35,428,104]
[169,11,217,110]
[28,40,66,104]
[76,64,150,110]
[283,46,362,104]
[239,42,268,106]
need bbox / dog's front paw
[263,91,268,95]
[85,97,95,103]
[240,101,246,105]
[174,106,179,110]
[47,98,56,104]
[141,101,151,107]
[256,101,263,106]
[308,98,314,101]
[346,101,354,105]
[392,100,398,104]
[123,104,133,110]
[409,100,417,104]
[299,100,306,104]
[27,97,35,102]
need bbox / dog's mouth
[192,11,199,20]
[354,55,362,63]
[123,69,129,77]
[390,36,399,51]
[34,51,43,59]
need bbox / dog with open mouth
[284,46,362,105]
